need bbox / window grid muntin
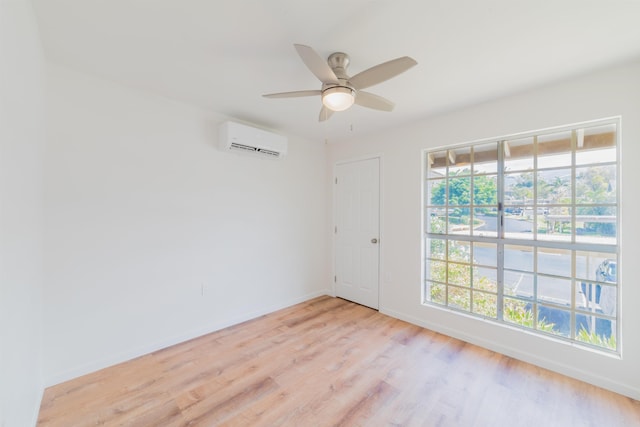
[423,118,619,353]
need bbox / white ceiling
[33,0,640,143]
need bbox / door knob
[371,238,378,244]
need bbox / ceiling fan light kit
[322,86,355,111]
[263,44,417,121]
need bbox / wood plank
[37,296,640,426]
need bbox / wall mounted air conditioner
[219,120,287,159]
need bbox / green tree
[511,172,534,203]
[430,170,497,217]
[576,166,616,236]
[473,176,498,208]
[549,175,571,204]
[576,166,615,204]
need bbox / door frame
[332,154,383,309]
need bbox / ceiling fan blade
[319,106,334,122]
[263,90,321,98]
[354,91,395,111]
[349,56,417,90]
[294,44,339,84]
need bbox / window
[423,119,619,352]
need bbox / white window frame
[422,117,620,353]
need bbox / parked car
[597,259,616,283]
[537,259,616,339]
[580,259,616,309]
[576,259,616,337]
[504,206,523,215]
[523,206,549,215]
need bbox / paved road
[476,215,533,234]
[472,215,606,304]
[435,215,614,337]
[451,215,614,337]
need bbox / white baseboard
[379,306,640,401]
[45,289,331,387]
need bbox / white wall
[328,59,640,399]
[0,0,46,425]
[43,65,328,385]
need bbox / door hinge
[335,177,338,184]
[334,275,337,282]
[334,226,337,234]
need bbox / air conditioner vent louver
[230,142,257,152]
[257,148,280,157]
[228,142,280,158]
[220,121,287,159]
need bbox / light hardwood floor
[38,296,640,426]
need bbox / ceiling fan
[263,44,418,122]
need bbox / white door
[335,158,380,309]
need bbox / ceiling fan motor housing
[321,52,356,111]
[327,52,351,79]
